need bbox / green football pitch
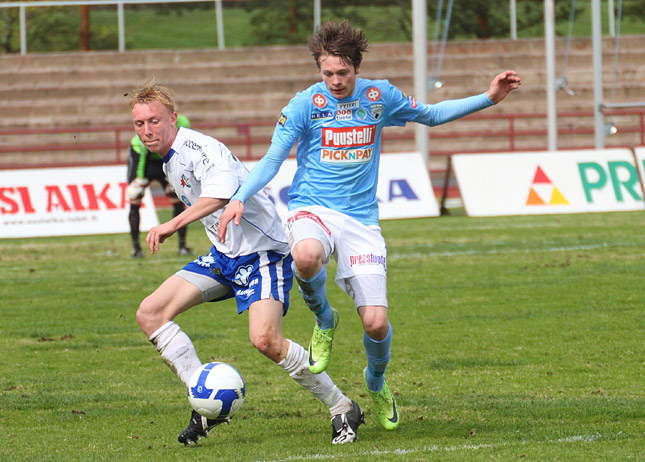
[1,209,644,461]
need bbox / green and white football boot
[363,367,399,430]
[307,307,339,374]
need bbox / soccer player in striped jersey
[129,82,364,446]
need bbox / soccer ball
[187,362,246,420]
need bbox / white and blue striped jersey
[164,127,289,258]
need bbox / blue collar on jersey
[162,148,176,163]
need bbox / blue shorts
[179,246,293,314]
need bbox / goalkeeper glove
[126,177,150,201]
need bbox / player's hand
[146,221,177,254]
[126,177,150,201]
[217,200,244,243]
[486,70,521,104]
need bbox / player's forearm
[231,143,289,203]
[167,197,226,231]
[419,92,494,126]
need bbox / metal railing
[1,109,644,172]
[0,0,226,54]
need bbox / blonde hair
[128,80,176,113]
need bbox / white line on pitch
[254,433,610,462]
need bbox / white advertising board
[0,153,437,239]
[453,149,645,217]
[0,165,159,238]
[245,152,439,220]
[634,147,645,183]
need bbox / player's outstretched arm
[217,200,245,243]
[486,70,521,104]
[147,197,226,254]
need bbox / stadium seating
[0,35,643,168]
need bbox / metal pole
[592,0,604,149]
[19,5,26,55]
[313,0,321,31]
[412,0,429,164]
[117,2,124,52]
[215,0,224,50]
[510,0,517,40]
[608,0,615,37]
[545,0,557,150]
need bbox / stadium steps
[0,35,644,159]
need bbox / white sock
[278,339,352,416]
[149,321,201,387]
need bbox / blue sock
[363,323,392,392]
[294,265,334,330]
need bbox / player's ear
[355,64,361,75]
[171,111,178,125]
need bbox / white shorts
[284,206,388,307]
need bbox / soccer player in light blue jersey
[217,20,521,431]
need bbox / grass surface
[1,209,644,461]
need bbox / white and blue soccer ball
[187,362,246,420]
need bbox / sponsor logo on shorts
[349,253,386,269]
[313,93,327,108]
[197,254,215,268]
[235,277,258,298]
[233,265,254,286]
[320,147,373,164]
[311,111,333,121]
[322,125,375,148]
[236,287,255,298]
[286,210,331,236]
[366,87,381,102]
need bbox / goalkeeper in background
[126,113,192,258]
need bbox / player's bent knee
[292,241,325,277]
[249,330,283,362]
[136,296,166,335]
[360,306,389,340]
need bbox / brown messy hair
[308,20,368,71]
[127,80,176,113]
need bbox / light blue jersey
[233,78,494,225]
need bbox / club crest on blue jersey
[370,104,383,120]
